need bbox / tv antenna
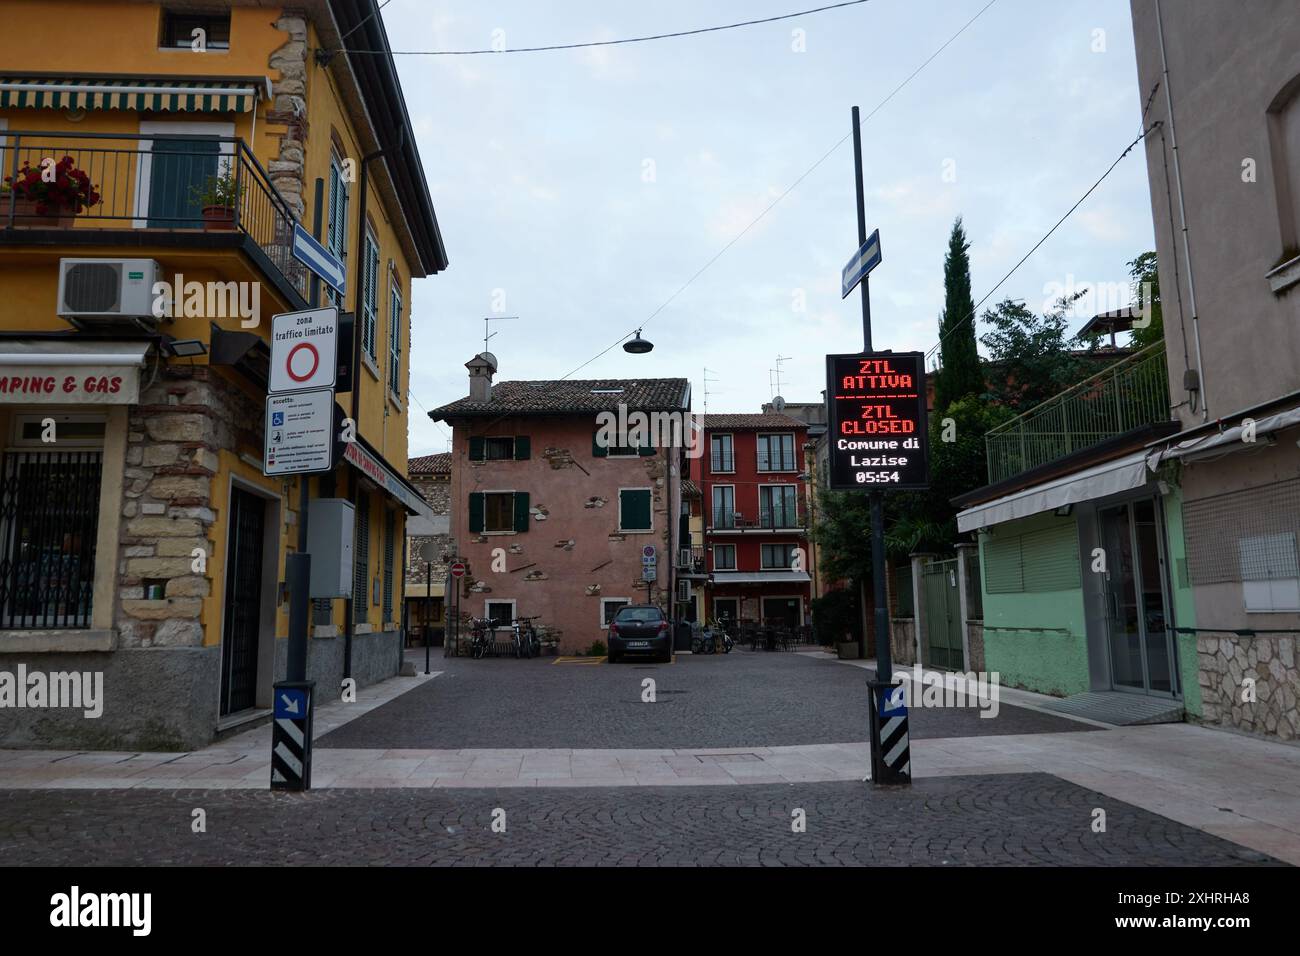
[770,354,792,399]
[483,315,519,354]
[702,367,720,417]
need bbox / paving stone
[0,774,1281,866]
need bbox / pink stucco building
[429,355,691,652]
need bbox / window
[353,493,369,623]
[711,485,735,529]
[757,433,796,472]
[388,282,403,398]
[1239,532,1300,612]
[468,491,530,534]
[713,544,737,571]
[360,230,379,362]
[484,437,515,461]
[469,436,530,461]
[326,152,349,306]
[382,510,395,621]
[484,493,515,533]
[161,8,231,50]
[0,432,104,628]
[759,485,799,528]
[761,544,797,569]
[619,488,653,532]
[710,434,734,472]
[592,426,653,458]
[601,598,629,627]
[485,600,515,627]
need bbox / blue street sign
[841,228,882,298]
[274,687,308,720]
[879,684,907,719]
[292,222,346,296]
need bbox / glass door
[1098,498,1177,696]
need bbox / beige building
[1131,0,1300,737]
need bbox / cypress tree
[935,217,982,410]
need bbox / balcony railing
[712,511,807,531]
[984,341,1171,484]
[710,453,735,472]
[756,452,797,472]
[2,130,309,300]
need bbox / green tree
[978,296,1089,411]
[1127,251,1163,348]
[934,217,982,410]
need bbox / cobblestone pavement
[319,651,1093,750]
[0,774,1279,866]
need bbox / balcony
[984,341,1172,485]
[710,510,808,533]
[1,130,309,302]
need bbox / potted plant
[190,168,242,231]
[4,155,101,227]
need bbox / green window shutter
[514,436,531,460]
[514,492,531,533]
[620,489,652,531]
[1020,523,1081,591]
[638,438,656,457]
[468,492,484,533]
[983,533,1024,593]
[592,432,607,458]
[469,436,485,461]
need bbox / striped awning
[0,76,265,113]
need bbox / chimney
[466,352,497,402]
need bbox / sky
[376,0,1156,456]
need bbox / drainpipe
[1155,0,1209,421]
[343,125,405,681]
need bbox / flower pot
[836,641,860,660]
[11,195,74,227]
[201,204,236,231]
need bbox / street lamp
[623,329,653,354]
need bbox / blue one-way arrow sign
[275,688,307,719]
[841,228,882,299]
[292,222,346,296]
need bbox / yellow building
[0,1,446,749]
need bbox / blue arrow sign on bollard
[841,228,882,298]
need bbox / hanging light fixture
[623,328,654,354]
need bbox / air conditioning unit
[677,548,692,568]
[676,579,692,602]
[57,258,164,330]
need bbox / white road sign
[270,308,338,394]
[264,388,335,476]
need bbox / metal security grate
[0,450,102,628]
[1183,478,1300,585]
[983,521,1080,593]
[382,510,395,621]
[354,493,369,622]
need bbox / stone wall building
[405,452,452,643]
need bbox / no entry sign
[825,351,929,491]
[450,562,466,579]
[270,308,338,394]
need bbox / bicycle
[691,628,716,655]
[513,616,541,659]
[468,617,496,659]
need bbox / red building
[690,414,813,629]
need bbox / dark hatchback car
[607,605,672,663]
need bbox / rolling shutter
[468,492,484,533]
[1020,524,1080,591]
[513,492,531,533]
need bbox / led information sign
[825,351,929,491]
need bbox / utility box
[306,498,355,598]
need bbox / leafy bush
[811,589,860,647]
[589,640,607,657]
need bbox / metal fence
[2,129,309,299]
[984,342,1170,484]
